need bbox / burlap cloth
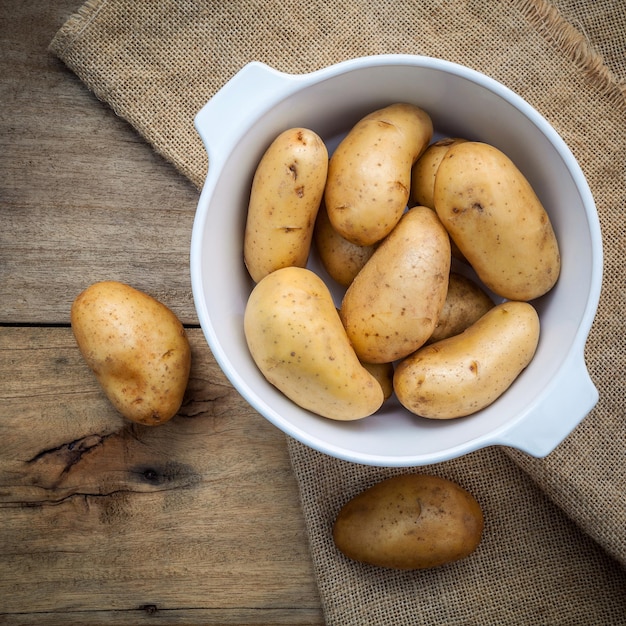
[50,1,626,623]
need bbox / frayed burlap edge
[518,0,626,101]
[49,0,207,189]
[50,0,107,55]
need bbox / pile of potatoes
[243,103,560,422]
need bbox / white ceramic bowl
[190,55,602,467]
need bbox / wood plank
[3,608,324,625]
[0,0,201,325]
[1,2,324,623]
[0,327,323,623]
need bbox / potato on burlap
[333,474,484,569]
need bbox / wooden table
[0,2,324,623]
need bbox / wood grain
[0,2,324,623]
[0,328,322,623]
[0,0,200,326]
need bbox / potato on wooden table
[71,281,191,426]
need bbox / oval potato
[394,301,540,419]
[410,137,468,208]
[428,272,494,343]
[333,474,484,570]
[410,137,469,262]
[244,267,384,420]
[433,141,560,300]
[314,200,376,288]
[325,103,433,246]
[244,128,328,283]
[340,206,451,363]
[361,361,394,401]
[71,281,191,426]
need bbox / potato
[433,141,560,300]
[333,474,483,570]
[244,128,328,282]
[244,267,384,420]
[333,308,394,401]
[71,281,191,426]
[394,301,540,419]
[361,361,394,401]
[410,137,469,262]
[325,103,433,246]
[340,206,451,364]
[313,200,376,287]
[427,272,494,343]
[410,137,468,208]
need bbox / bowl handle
[194,62,293,168]
[494,350,598,457]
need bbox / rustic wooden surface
[0,1,324,624]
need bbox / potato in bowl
[190,55,602,467]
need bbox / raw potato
[428,272,494,343]
[244,128,328,283]
[394,301,540,419]
[71,281,191,426]
[340,206,451,364]
[434,141,560,300]
[244,267,384,420]
[314,201,376,287]
[410,137,468,262]
[325,103,433,246]
[410,137,468,208]
[361,361,394,401]
[333,474,484,570]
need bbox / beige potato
[427,272,494,343]
[244,127,328,283]
[361,361,394,401]
[340,206,451,364]
[433,141,560,300]
[334,307,394,401]
[244,267,384,420]
[333,474,484,570]
[410,137,468,208]
[394,301,540,419]
[71,281,191,426]
[325,103,433,246]
[314,200,376,287]
[410,137,469,262]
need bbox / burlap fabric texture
[50,1,626,624]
